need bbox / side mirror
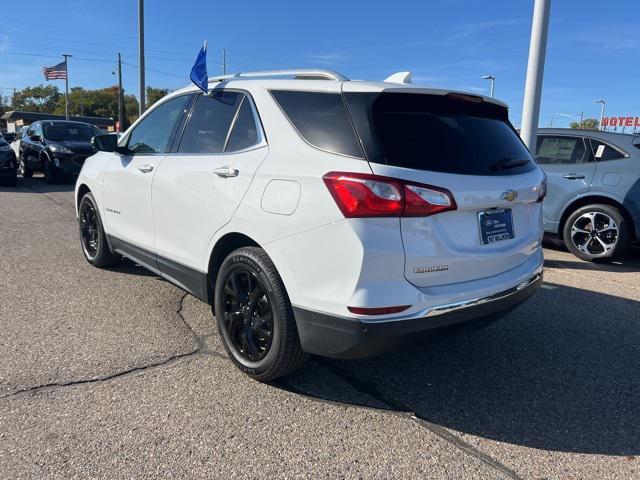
[92,134,118,152]
[30,134,42,142]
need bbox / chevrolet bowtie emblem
[501,189,518,202]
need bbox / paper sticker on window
[595,144,605,159]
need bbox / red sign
[602,116,640,127]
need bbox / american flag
[42,62,67,80]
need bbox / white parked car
[10,125,27,158]
[76,69,546,381]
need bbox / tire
[78,192,121,267]
[43,156,58,184]
[214,247,307,381]
[19,154,33,178]
[562,204,629,261]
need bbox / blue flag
[190,41,208,93]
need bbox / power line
[1,50,188,80]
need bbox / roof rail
[210,69,349,82]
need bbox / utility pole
[62,54,72,120]
[579,111,584,129]
[117,53,124,131]
[520,0,551,153]
[595,99,605,131]
[138,0,146,115]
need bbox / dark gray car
[535,128,640,261]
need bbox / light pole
[481,75,495,98]
[138,0,146,116]
[520,0,551,153]
[62,54,72,120]
[595,99,605,131]
[112,53,124,132]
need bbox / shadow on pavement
[281,282,640,456]
[105,257,157,278]
[0,174,76,194]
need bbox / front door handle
[138,164,154,173]
[563,173,585,180]
[214,166,239,178]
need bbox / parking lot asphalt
[1,176,638,479]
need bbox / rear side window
[536,136,586,165]
[178,91,242,154]
[588,139,626,161]
[226,97,260,152]
[271,90,364,158]
[344,92,535,175]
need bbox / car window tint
[178,91,242,154]
[271,90,364,158]
[344,92,534,175]
[225,97,259,152]
[589,139,626,161]
[44,124,94,141]
[128,95,190,154]
[535,136,585,165]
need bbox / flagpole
[62,54,72,120]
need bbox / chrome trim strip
[424,273,542,318]
[291,272,543,325]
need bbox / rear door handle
[563,173,585,180]
[138,164,154,173]
[214,166,239,178]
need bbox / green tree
[124,93,139,128]
[13,84,62,113]
[0,95,9,129]
[570,118,599,130]
[146,87,171,108]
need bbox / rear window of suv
[344,92,535,176]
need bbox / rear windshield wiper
[490,158,531,171]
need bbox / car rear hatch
[343,87,545,288]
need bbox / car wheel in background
[78,192,121,268]
[214,247,307,381]
[43,156,58,184]
[562,204,629,262]
[19,155,33,178]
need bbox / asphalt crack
[312,358,523,480]
[0,292,212,400]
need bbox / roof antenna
[384,71,412,84]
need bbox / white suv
[76,69,546,381]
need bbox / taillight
[323,172,456,218]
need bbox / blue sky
[1,0,638,128]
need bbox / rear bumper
[293,272,542,359]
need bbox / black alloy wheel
[77,192,120,267]
[80,200,99,259]
[221,267,274,362]
[214,247,307,381]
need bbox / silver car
[535,128,640,261]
